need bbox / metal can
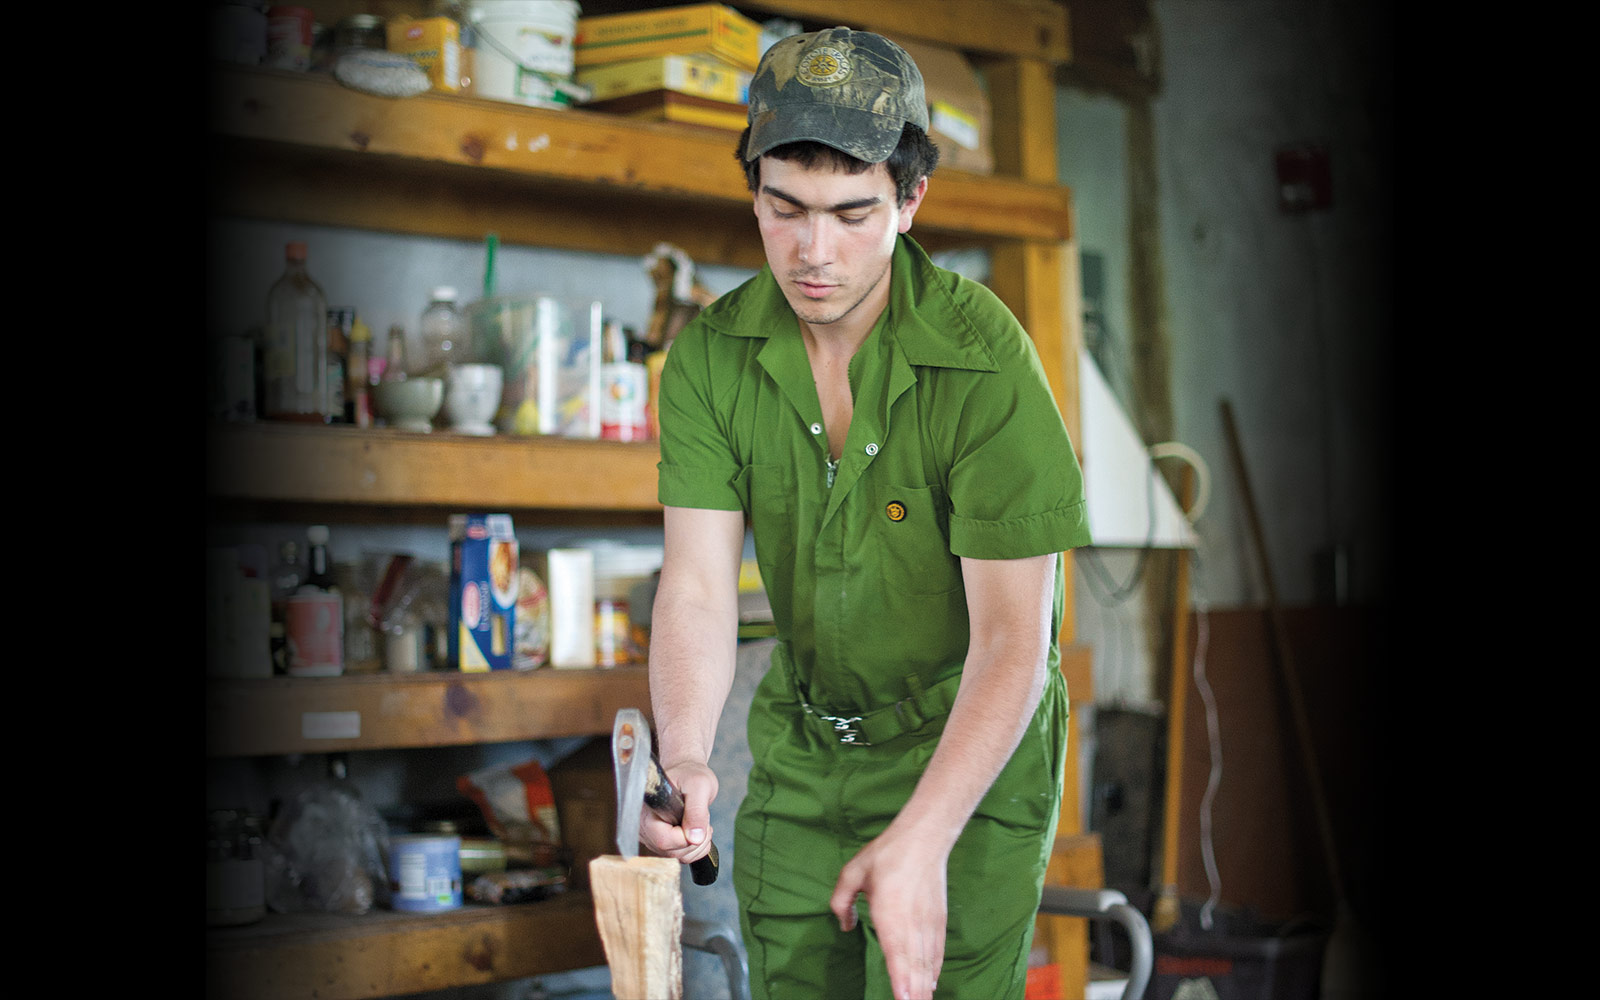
[333,14,387,54]
[265,6,314,71]
[389,834,463,912]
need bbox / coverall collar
[697,235,1001,376]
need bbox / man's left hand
[829,827,949,1000]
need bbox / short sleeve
[655,324,745,512]
[944,329,1092,559]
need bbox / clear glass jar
[417,286,468,377]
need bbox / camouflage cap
[745,27,928,164]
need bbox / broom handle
[1156,467,1194,904]
[1220,400,1345,901]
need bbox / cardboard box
[889,35,994,175]
[586,89,747,132]
[575,4,762,71]
[576,52,752,104]
[449,514,519,671]
[469,296,601,438]
[526,548,596,669]
[387,15,461,94]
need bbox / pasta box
[449,513,519,671]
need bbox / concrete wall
[1061,0,1394,708]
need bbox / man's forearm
[892,553,1057,850]
[893,638,1049,850]
[648,585,739,767]
[647,506,746,768]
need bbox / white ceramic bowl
[373,377,445,432]
[443,364,504,436]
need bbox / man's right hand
[639,760,719,865]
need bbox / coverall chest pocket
[873,483,960,596]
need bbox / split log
[589,855,683,1000]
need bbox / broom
[1219,399,1370,998]
[1152,465,1194,934]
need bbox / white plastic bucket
[469,1,579,108]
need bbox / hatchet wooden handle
[644,753,720,886]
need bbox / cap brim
[745,103,906,164]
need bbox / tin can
[285,591,344,676]
[389,834,463,912]
[266,6,314,71]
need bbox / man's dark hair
[735,124,940,207]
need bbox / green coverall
[658,235,1092,999]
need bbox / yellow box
[387,15,461,93]
[575,4,761,71]
[576,53,751,104]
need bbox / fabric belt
[791,664,963,747]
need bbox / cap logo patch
[798,46,851,86]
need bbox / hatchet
[613,707,720,886]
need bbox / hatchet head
[612,707,649,859]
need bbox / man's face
[753,156,926,332]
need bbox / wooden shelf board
[206,666,652,756]
[208,65,1072,251]
[206,423,663,513]
[206,892,605,1000]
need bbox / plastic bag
[457,758,564,867]
[263,771,391,914]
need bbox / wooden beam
[1035,833,1103,1000]
[590,855,684,1000]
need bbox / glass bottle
[417,286,467,377]
[327,308,354,424]
[287,525,343,676]
[268,540,303,674]
[302,525,338,592]
[346,316,373,427]
[384,326,409,382]
[264,241,332,422]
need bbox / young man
[641,27,1091,1000]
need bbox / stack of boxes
[574,3,762,132]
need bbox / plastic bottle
[287,525,343,676]
[600,321,649,442]
[346,317,373,427]
[417,286,468,377]
[264,241,332,422]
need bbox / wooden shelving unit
[206,2,1087,997]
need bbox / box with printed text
[450,514,519,671]
[575,4,762,71]
[577,52,752,104]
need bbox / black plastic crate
[1148,904,1329,1000]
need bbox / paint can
[469,1,580,108]
[389,834,463,912]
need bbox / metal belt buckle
[819,714,869,746]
